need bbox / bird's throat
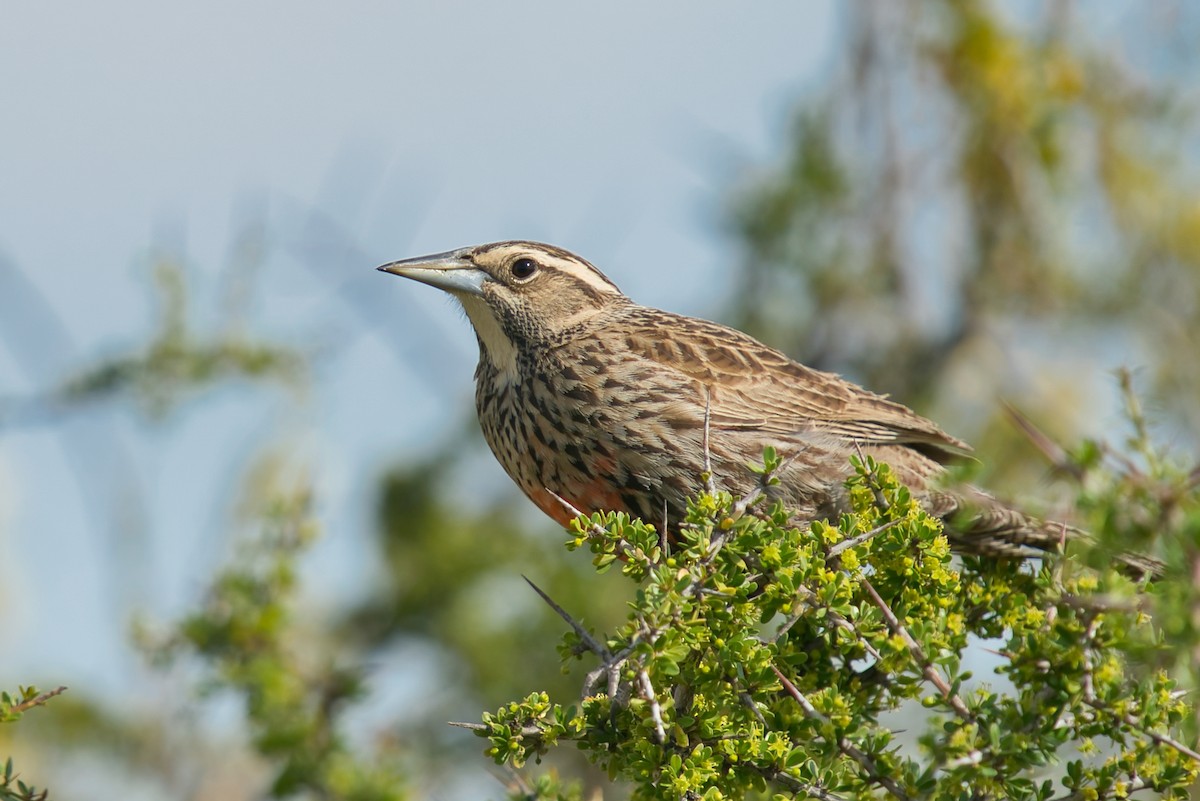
[458,294,520,381]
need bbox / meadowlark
[378,241,1092,563]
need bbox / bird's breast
[474,351,687,524]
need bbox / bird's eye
[511,258,539,280]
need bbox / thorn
[1002,400,1081,478]
[827,518,902,558]
[660,499,670,557]
[448,720,487,731]
[522,575,610,659]
[546,487,607,539]
[702,388,717,497]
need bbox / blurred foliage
[0,240,309,801]
[357,448,634,700]
[140,484,409,801]
[481,443,1200,800]
[60,259,304,417]
[728,0,1200,454]
[349,443,634,786]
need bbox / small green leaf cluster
[0,757,46,801]
[481,692,585,768]
[479,456,1199,800]
[142,488,408,801]
[1,688,49,726]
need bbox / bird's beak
[376,249,488,297]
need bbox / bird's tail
[932,486,1162,579]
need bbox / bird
[376,240,1092,564]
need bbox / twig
[767,603,811,645]
[943,750,984,769]
[498,766,535,800]
[545,488,726,711]
[10,686,68,715]
[583,642,637,700]
[685,440,798,595]
[661,499,670,557]
[768,586,883,663]
[860,577,973,722]
[523,572,639,702]
[1082,699,1200,764]
[1059,593,1150,614]
[1050,775,1148,801]
[739,690,767,726]
[700,450,798,600]
[827,518,904,559]
[753,766,849,801]
[700,528,734,574]
[449,720,493,732]
[853,443,890,512]
[1065,595,1199,762]
[449,720,544,738]
[771,665,912,801]
[1080,615,1100,706]
[637,669,667,744]
[731,451,799,521]
[547,488,637,559]
[547,489,604,537]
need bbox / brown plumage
[377,241,1080,562]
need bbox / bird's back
[475,301,971,531]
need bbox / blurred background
[2,1,1199,799]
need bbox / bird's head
[378,241,628,371]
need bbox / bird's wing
[618,309,971,463]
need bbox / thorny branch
[522,575,608,660]
[860,577,974,722]
[771,665,912,801]
[1073,604,1200,764]
[1083,700,1200,764]
[449,720,544,737]
[827,517,904,559]
[1003,401,1081,478]
[766,585,886,681]
[752,766,849,801]
[522,573,632,699]
[540,455,1198,794]
[637,669,667,744]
